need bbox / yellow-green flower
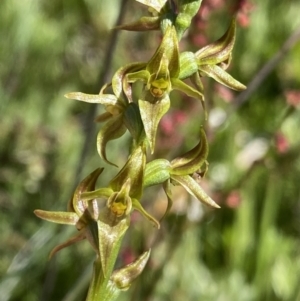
[179,19,246,93]
[143,128,220,217]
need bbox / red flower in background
[285,90,300,107]
[275,132,290,154]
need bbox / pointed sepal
[171,174,220,208]
[34,210,79,226]
[96,116,127,166]
[198,64,246,91]
[196,18,236,65]
[139,91,170,153]
[170,127,208,175]
[115,16,160,31]
[132,198,160,228]
[49,230,86,259]
[109,146,146,200]
[111,249,151,290]
[64,92,118,105]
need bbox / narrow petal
[189,72,204,94]
[195,18,236,64]
[171,78,206,118]
[49,229,86,259]
[34,210,79,225]
[72,168,104,218]
[111,249,151,290]
[95,112,113,123]
[114,16,160,31]
[132,199,160,228]
[64,92,118,105]
[170,128,208,175]
[126,70,150,84]
[112,63,146,100]
[171,175,220,208]
[81,187,114,201]
[199,65,246,91]
[161,180,173,220]
[97,116,127,166]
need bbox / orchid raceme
[35,0,247,300]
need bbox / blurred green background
[1,0,300,300]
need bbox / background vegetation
[1,0,300,300]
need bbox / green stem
[86,259,120,301]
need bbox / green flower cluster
[34,0,246,300]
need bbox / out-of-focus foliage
[1,0,300,301]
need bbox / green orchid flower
[143,128,219,218]
[35,168,151,300]
[179,18,247,93]
[65,77,146,166]
[123,26,205,152]
[34,168,127,260]
[65,91,127,166]
[81,146,160,229]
